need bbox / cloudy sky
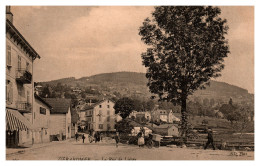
[11,6,254,93]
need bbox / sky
[10,6,254,93]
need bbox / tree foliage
[114,97,135,119]
[139,6,229,139]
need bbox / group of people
[137,127,146,147]
[75,131,103,144]
[74,127,220,150]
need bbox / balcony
[16,68,32,84]
[17,101,32,113]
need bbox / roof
[85,99,115,110]
[43,98,71,114]
[6,19,40,60]
[153,124,179,129]
[34,94,52,109]
[153,109,173,115]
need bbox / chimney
[6,6,13,23]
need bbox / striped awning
[6,109,33,131]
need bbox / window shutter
[27,90,30,103]
[5,80,8,101]
[18,55,21,69]
[10,82,13,103]
[6,45,11,66]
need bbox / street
[6,138,254,160]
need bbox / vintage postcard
[5,6,254,160]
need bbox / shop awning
[6,109,33,131]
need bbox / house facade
[153,124,180,137]
[33,94,52,143]
[85,99,116,132]
[44,98,72,140]
[129,111,151,122]
[6,6,40,147]
[151,109,174,123]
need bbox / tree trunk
[181,95,188,143]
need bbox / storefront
[6,109,33,147]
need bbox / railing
[16,68,32,84]
[17,101,32,113]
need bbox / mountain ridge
[39,71,253,103]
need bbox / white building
[44,98,72,140]
[85,99,116,132]
[33,94,52,143]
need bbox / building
[33,94,52,143]
[85,99,116,132]
[6,6,41,147]
[129,111,151,122]
[153,124,180,137]
[71,108,79,138]
[44,98,72,140]
[151,109,174,123]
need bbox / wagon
[146,134,161,148]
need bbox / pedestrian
[94,132,97,143]
[82,134,86,143]
[115,132,120,148]
[97,132,100,142]
[204,128,215,150]
[75,132,79,142]
[137,131,145,148]
[100,132,103,142]
[88,134,93,143]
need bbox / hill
[39,71,253,104]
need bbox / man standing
[204,128,215,150]
[115,132,120,148]
[75,132,79,142]
[82,134,86,143]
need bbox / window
[18,55,21,69]
[27,90,30,103]
[107,105,110,108]
[107,116,110,122]
[107,110,110,115]
[18,84,25,98]
[99,105,102,108]
[6,45,11,67]
[107,124,111,130]
[6,80,13,103]
[26,62,30,72]
[108,100,109,103]
[40,107,46,115]
[99,124,103,129]
[27,130,30,139]
[34,112,36,119]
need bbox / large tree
[114,97,135,119]
[139,6,229,141]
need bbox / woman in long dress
[138,132,145,147]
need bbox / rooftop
[43,98,71,114]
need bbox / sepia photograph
[4,5,254,160]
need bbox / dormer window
[99,105,102,108]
